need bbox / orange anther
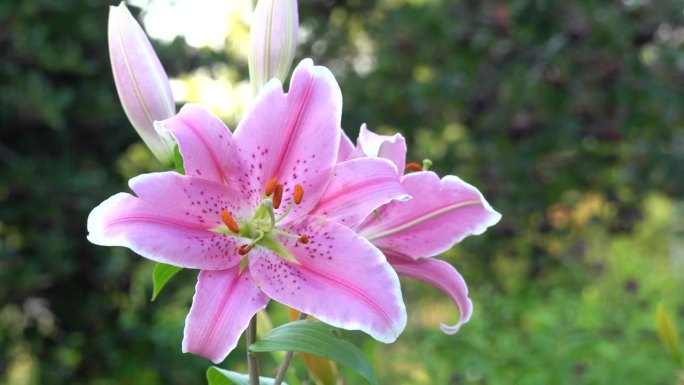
[221,209,240,233]
[273,184,284,209]
[405,162,423,172]
[298,235,310,244]
[238,244,253,255]
[293,184,304,204]
[265,177,278,196]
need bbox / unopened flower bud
[108,2,175,163]
[248,0,299,94]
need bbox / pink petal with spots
[87,172,250,270]
[156,104,232,183]
[358,171,501,260]
[248,216,407,343]
[387,253,473,334]
[337,130,355,162]
[352,124,407,175]
[227,59,341,218]
[311,158,409,228]
[183,266,269,363]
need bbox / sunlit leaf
[656,303,683,365]
[250,320,377,385]
[151,262,182,301]
[206,367,285,385]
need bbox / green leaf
[206,367,286,385]
[250,320,377,385]
[173,144,185,174]
[151,262,183,301]
[656,303,683,365]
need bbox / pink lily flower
[87,60,408,363]
[339,125,501,334]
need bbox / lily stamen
[294,184,304,204]
[271,228,302,240]
[220,209,240,233]
[298,235,309,244]
[237,244,253,255]
[273,183,284,209]
[265,177,278,196]
[275,201,294,223]
[405,163,423,172]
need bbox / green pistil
[212,197,302,265]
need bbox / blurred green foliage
[1,0,684,384]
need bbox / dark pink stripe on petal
[249,216,406,343]
[312,157,408,228]
[157,104,232,183]
[87,172,250,270]
[183,267,269,363]
[358,171,501,260]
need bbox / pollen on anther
[220,209,240,233]
[265,177,278,196]
[273,184,284,209]
[238,244,253,255]
[405,162,423,172]
[293,184,304,204]
[298,235,310,244]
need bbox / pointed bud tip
[248,0,299,94]
[108,0,176,164]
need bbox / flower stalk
[247,316,259,385]
[273,312,308,385]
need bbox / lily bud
[108,2,175,163]
[248,0,299,94]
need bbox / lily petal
[228,59,341,218]
[156,104,232,183]
[358,171,501,260]
[387,253,472,334]
[87,172,250,270]
[312,157,409,228]
[183,266,269,363]
[353,124,407,174]
[249,216,407,343]
[337,130,355,163]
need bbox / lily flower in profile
[249,0,299,94]
[108,2,175,163]
[87,60,408,363]
[340,125,502,334]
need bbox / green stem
[247,316,259,385]
[273,312,308,385]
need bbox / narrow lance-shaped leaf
[656,303,683,365]
[286,308,339,385]
[250,320,378,385]
[206,367,287,385]
[151,262,183,301]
